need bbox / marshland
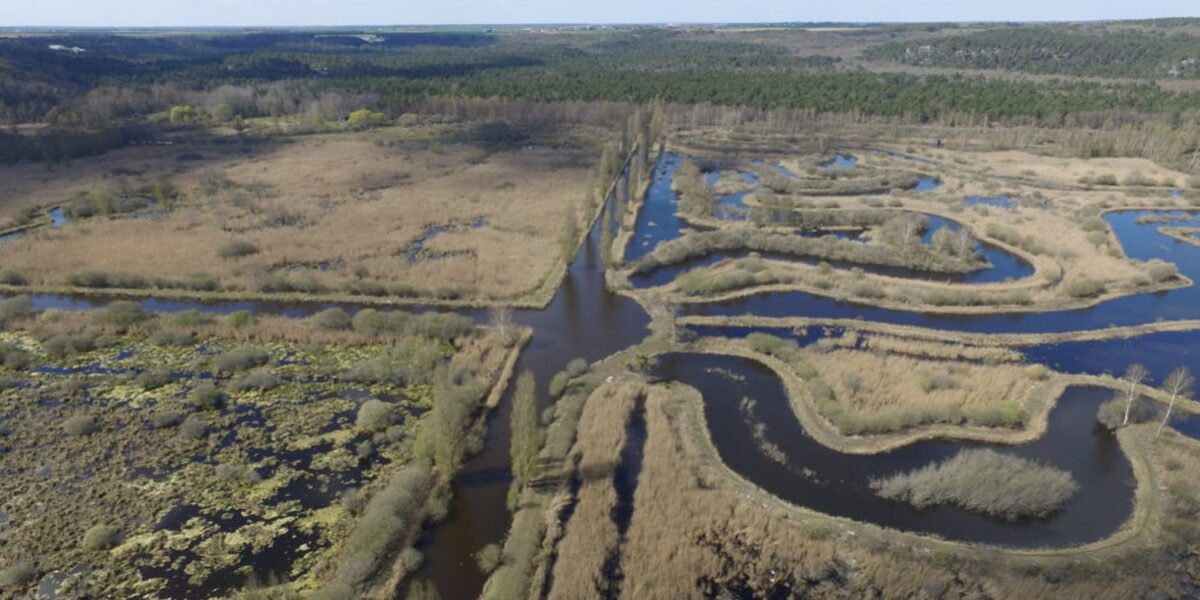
[5,17,1200,600]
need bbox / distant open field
[0,124,604,303]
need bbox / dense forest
[864,26,1200,79]
[5,25,1200,164]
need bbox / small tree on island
[1121,363,1149,426]
[1158,366,1194,438]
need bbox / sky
[4,0,1198,28]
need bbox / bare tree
[658,294,680,344]
[953,227,974,257]
[1158,366,1194,437]
[898,218,919,253]
[489,306,515,346]
[1122,364,1149,426]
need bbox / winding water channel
[7,150,1200,597]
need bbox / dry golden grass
[0,128,598,300]
[968,150,1188,188]
[806,348,1042,417]
[538,382,1177,600]
[845,331,1024,362]
[646,133,1191,312]
[546,382,640,600]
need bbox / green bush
[218,240,259,258]
[356,399,397,432]
[186,274,220,292]
[0,561,36,588]
[1063,277,1106,298]
[230,369,279,391]
[93,300,150,327]
[1122,172,1156,187]
[178,414,209,439]
[1145,259,1179,283]
[311,307,352,331]
[150,329,196,346]
[0,270,27,286]
[225,310,256,329]
[565,358,589,378]
[44,331,99,358]
[965,401,1024,428]
[214,346,270,373]
[1097,394,1157,429]
[309,581,356,600]
[871,449,1078,520]
[475,543,502,574]
[81,524,121,551]
[66,271,149,289]
[186,382,224,411]
[0,343,32,370]
[63,414,98,437]
[171,309,215,327]
[548,371,571,398]
[215,463,261,484]
[0,296,33,324]
[137,367,172,390]
[337,460,433,585]
[745,332,817,378]
[152,409,185,428]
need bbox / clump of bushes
[342,336,444,386]
[0,296,33,324]
[214,346,270,373]
[218,240,259,258]
[171,309,215,327]
[475,543,502,574]
[215,463,261,484]
[137,367,173,390]
[0,270,27,286]
[356,399,397,432]
[152,409,185,428]
[81,524,121,551]
[1122,172,1156,187]
[1097,394,1158,430]
[746,333,817,378]
[565,358,589,378]
[335,460,433,586]
[186,382,224,411]
[871,448,1078,520]
[66,270,149,289]
[259,273,325,294]
[63,414,98,437]
[150,329,195,346]
[93,300,150,327]
[44,331,99,358]
[0,561,36,589]
[350,309,474,342]
[0,343,32,371]
[310,307,352,331]
[1063,277,1106,298]
[225,310,257,328]
[178,414,209,439]
[1144,259,1179,283]
[230,369,279,391]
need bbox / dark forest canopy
[4,24,1200,131]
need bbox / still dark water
[5,152,1200,596]
[655,353,1132,548]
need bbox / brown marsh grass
[539,382,1185,599]
[0,127,599,301]
[806,348,1043,417]
[545,382,640,600]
